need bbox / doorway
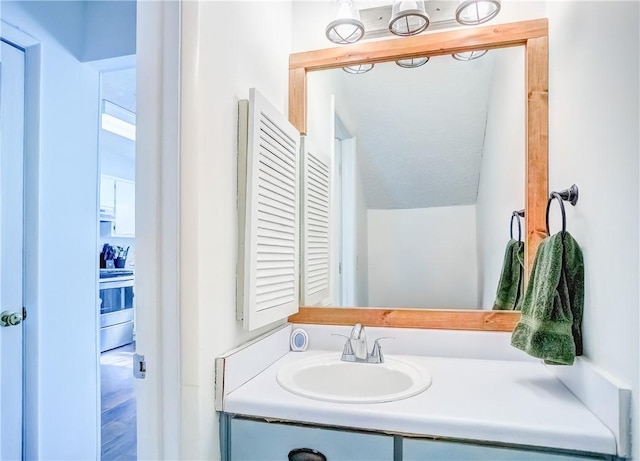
[98,65,138,460]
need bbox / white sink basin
[276,353,432,404]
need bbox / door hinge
[133,353,146,379]
[22,307,27,321]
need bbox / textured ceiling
[333,52,497,209]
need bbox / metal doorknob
[1,311,22,327]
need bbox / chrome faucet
[334,324,393,364]
[350,323,368,360]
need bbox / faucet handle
[331,334,355,357]
[350,323,364,339]
[370,337,395,363]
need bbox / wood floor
[101,342,137,461]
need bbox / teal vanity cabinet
[223,417,615,461]
[403,438,613,461]
[225,417,394,461]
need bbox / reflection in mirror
[305,46,525,310]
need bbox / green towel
[511,232,584,365]
[493,239,525,311]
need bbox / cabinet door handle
[288,448,327,461]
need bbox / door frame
[1,20,41,461]
[0,36,26,461]
[333,114,351,306]
[135,1,182,459]
[334,133,357,307]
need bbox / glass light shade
[389,0,429,36]
[326,0,365,44]
[455,0,501,25]
[342,63,374,74]
[452,49,488,61]
[395,56,429,68]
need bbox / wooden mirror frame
[288,19,548,332]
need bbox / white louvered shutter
[301,141,331,306]
[237,88,300,331]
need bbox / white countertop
[224,350,616,455]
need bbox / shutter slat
[258,199,295,220]
[258,213,295,229]
[258,163,296,195]
[259,177,296,204]
[258,188,296,211]
[259,144,296,177]
[256,280,295,294]
[258,226,295,240]
[260,131,296,168]
[257,268,295,276]
[307,182,329,200]
[258,153,295,184]
[260,112,296,152]
[256,292,294,310]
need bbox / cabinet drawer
[229,418,393,461]
[403,438,611,460]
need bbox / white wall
[354,157,369,305]
[338,136,370,307]
[306,71,339,305]
[476,46,525,309]
[179,2,293,459]
[82,1,136,62]
[100,131,135,181]
[291,1,349,52]
[307,72,337,153]
[368,206,479,308]
[545,2,639,458]
[2,1,101,459]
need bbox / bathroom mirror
[305,48,525,311]
[289,19,549,331]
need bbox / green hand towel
[493,239,525,311]
[511,232,584,365]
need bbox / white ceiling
[101,67,136,113]
[332,52,497,209]
[100,68,136,168]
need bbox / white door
[0,39,26,461]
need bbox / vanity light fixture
[326,0,365,44]
[452,49,488,61]
[388,0,429,36]
[342,63,375,74]
[395,56,430,68]
[325,1,502,46]
[455,0,501,25]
